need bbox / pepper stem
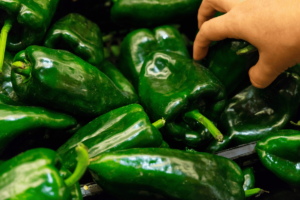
[152,118,166,129]
[245,188,269,198]
[64,143,89,187]
[0,18,13,73]
[236,45,257,55]
[184,109,223,142]
[11,61,31,77]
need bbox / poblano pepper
[139,51,226,149]
[44,15,138,102]
[0,143,89,200]
[256,130,300,189]
[89,148,262,200]
[111,0,202,27]
[44,13,104,67]
[0,0,59,73]
[118,25,190,89]
[57,104,164,172]
[201,39,258,95]
[11,46,138,117]
[0,103,76,155]
[206,71,300,153]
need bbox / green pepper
[0,0,59,73]
[0,103,76,154]
[57,104,164,172]
[0,51,20,102]
[111,0,202,27]
[0,143,89,199]
[206,72,300,153]
[44,13,104,67]
[11,46,138,117]
[139,51,226,149]
[243,167,255,191]
[88,148,263,200]
[256,129,300,188]
[201,39,258,95]
[118,25,190,89]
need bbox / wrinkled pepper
[206,71,300,153]
[0,103,76,154]
[111,0,202,27]
[256,130,300,189]
[11,46,138,117]
[57,104,164,172]
[89,148,262,200]
[44,13,104,67]
[118,25,190,89]
[139,51,226,149]
[0,143,88,199]
[201,39,258,95]
[0,0,59,74]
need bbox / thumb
[248,56,288,89]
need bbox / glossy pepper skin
[206,72,300,153]
[118,25,190,89]
[89,148,245,200]
[44,13,104,67]
[11,46,137,117]
[0,0,59,52]
[111,0,202,27]
[201,39,258,95]
[0,51,19,101]
[0,148,71,199]
[256,130,300,187]
[96,60,138,104]
[243,168,255,191]
[57,104,163,172]
[139,51,226,148]
[0,103,76,154]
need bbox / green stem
[245,188,269,197]
[64,143,89,187]
[152,118,166,129]
[184,110,223,142]
[0,18,13,73]
[236,45,258,55]
[290,120,300,126]
[11,61,31,77]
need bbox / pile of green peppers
[0,0,299,199]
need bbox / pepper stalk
[184,109,224,142]
[152,118,165,129]
[245,188,269,198]
[11,61,32,83]
[64,143,89,187]
[0,18,14,73]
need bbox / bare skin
[194,0,300,88]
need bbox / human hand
[194,0,300,88]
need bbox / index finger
[197,0,242,29]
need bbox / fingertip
[193,44,209,61]
[248,65,278,89]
